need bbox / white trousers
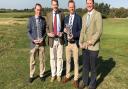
[50,39,63,77]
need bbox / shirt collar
[53,10,59,14]
[35,15,40,19]
[88,9,94,15]
[70,13,75,17]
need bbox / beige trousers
[30,45,45,78]
[65,42,79,80]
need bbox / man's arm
[46,13,55,38]
[27,17,34,41]
[90,12,103,45]
[79,15,86,48]
[73,15,82,39]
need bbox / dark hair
[34,3,42,9]
[51,0,59,5]
[68,0,75,7]
[86,0,94,4]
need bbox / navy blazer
[64,13,82,47]
[28,16,46,48]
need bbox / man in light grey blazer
[79,0,103,89]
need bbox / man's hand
[33,40,39,44]
[87,40,93,46]
[57,32,63,37]
[64,28,68,34]
[67,34,73,40]
[38,39,43,43]
[79,43,84,49]
[47,32,55,37]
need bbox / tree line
[0,2,128,18]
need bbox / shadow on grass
[96,56,116,87]
[78,56,116,88]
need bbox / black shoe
[79,80,87,89]
[29,77,34,83]
[40,77,45,81]
[88,86,96,89]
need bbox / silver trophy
[65,24,73,41]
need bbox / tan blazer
[79,9,103,51]
[46,10,65,47]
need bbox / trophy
[65,24,74,42]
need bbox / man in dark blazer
[46,0,65,82]
[28,3,46,83]
[62,0,82,88]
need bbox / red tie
[54,13,57,35]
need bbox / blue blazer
[64,13,82,47]
[28,16,46,48]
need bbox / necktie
[86,14,90,28]
[36,17,42,40]
[69,16,73,32]
[54,13,57,35]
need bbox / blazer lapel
[72,13,76,28]
[32,16,37,29]
[90,9,96,25]
[58,11,62,32]
[50,12,53,32]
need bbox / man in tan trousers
[62,0,82,88]
[28,3,46,83]
[46,0,65,82]
[79,0,103,89]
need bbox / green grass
[0,12,34,18]
[0,17,128,89]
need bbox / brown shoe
[72,80,79,88]
[62,77,70,83]
[57,76,61,82]
[50,76,56,82]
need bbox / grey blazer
[28,16,46,48]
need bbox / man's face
[86,0,94,12]
[51,1,58,12]
[68,3,75,14]
[34,5,42,16]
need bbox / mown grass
[0,12,34,18]
[0,17,128,89]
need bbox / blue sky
[0,0,128,9]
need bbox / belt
[54,38,59,41]
[68,40,75,44]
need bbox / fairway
[0,17,128,89]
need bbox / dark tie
[54,13,57,35]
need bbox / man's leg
[82,49,90,85]
[65,44,72,79]
[89,50,99,89]
[29,47,38,83]
[72,44,79,81]
[39,46,45,79]
[72,43,79,88]
[56,43,63,81]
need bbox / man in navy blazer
[28,3,46,83]
[62,0,82,88]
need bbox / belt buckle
[55,38,59,41]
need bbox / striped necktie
[69,16,73,32]
[36,17,42,40]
